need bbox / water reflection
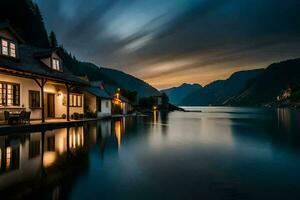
[1,109,300,199]
[114,120,122,149]
[0,126,86,198]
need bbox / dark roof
[0,44,88,85]
[89,81,130,102]
[86,87,111,99]
[34,49,54,58]
[0,20,25,43]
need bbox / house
[84,81,112,118]
[111,88,133,115]
[0,21,87,122]
[153,95,163,107]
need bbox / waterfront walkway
[0,114,135,134]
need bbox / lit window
[0,82,20,106]
[69,94,82,107]
[6,147,11,169]
[1,39,8,55]
[1,39,17,58]
[52,58,60,71]
[10,43,16,57]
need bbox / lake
[1,107,300,200]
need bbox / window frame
[69,94,82,107]
[51,58,61,71]
[29,90,41,108]
[0,37,18,58]
[0,81,20,106]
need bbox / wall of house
[40,52,62,70]
[0,74,42,120]
[44,83,84,118]
[98,99,111,117]
[84,92,96,113]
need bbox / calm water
[1,107,300,200]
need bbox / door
[47,93,55,118]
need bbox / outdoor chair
[18,111,26,124]
[25,112,31,124]
[4,111,10,124]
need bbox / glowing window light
[6,147,11,169]
[43,152,57,167]
[115,120,122,148]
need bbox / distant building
[111,88,133,115]
[84,81,112,118]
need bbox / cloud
[35,0,300,88]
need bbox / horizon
[34,0,300,89]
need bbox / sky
[35,0,300,89]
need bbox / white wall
[0,74,42,120]
[98,99,111,117]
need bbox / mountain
[98,67,161,98]
[61,56,161,98]
[162,83,202,105]
[227,58,300,106]
[180,69,264,106]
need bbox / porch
[0,71,85,125]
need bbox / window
[69,94,82,107]
[97,98,101,112]
[10,43,16,57]
[105,101,109,108]
[52,58,60,71]
[0,82,20,106]
[1,39,8,55]
[1,38,17,58]
[29,91,40,108]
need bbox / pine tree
[49,31,58,48]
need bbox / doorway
[47,93,55,118]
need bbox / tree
[120,89,137,103]
[0,0,50,47]
[49,31,58,48]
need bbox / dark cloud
[34,0,300,88]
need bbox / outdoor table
[8,112,21,125]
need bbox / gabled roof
[86,87,112,99]
[0,20,25,43]
[91,82,133,103]
[0,44,88,85]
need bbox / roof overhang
[0,66,87,86]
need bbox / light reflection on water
[0,108,300,199]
